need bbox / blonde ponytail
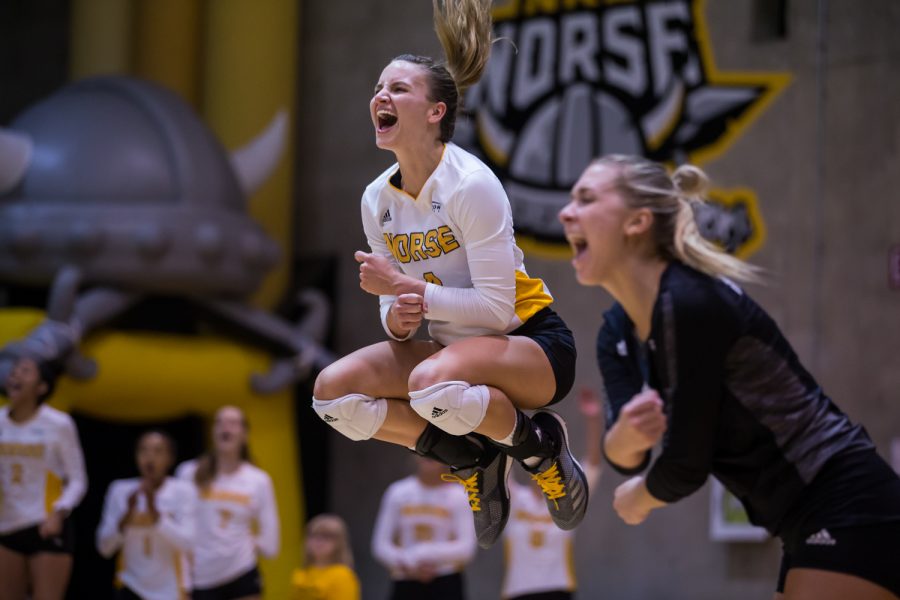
[392,0,493,142]
[433,0,493,95]
[670,164,762,283]
[593,156,763,283]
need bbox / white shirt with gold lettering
[361,142,553,346]
[96,477,196,600]
[502,462,600,599]
[371,474,476,579]
[175,460,280,589]
[0,405,87,534]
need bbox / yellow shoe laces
[441,472,481,512]
[531,463,566,510]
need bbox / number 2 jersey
[361,142,553,345]
[0,404,87,534]
[175,459,280,589]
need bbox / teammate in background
[176,406,280,600]
[372,455,477,600]
[291,513,360,600]
[312,0,586,550]
[559,155,900,599]
[96,430,196,600]
[0,356,87,600]
[502,389,603,600]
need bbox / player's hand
[413,562,437,583]
[126,488,140,510]
[355,251,401,296]
[389,294,426,334]
[119,488,140,531]
[611,388,667,453]
[613,476,663,525]
[39,510,65,538]
[577,387,602,418]
[140,482,161,522]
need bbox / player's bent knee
[311,393,387,441]
[312,360,357,399]
[408,381,489,436]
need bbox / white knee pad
[408,381,489,436]
[312,394,387,441]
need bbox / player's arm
[419,171,517,329]
[359,198,423,340]
[643,291,734,503]
[54,415,88,515]
[155,483,197,551]
[96,482,127,558]
[254,473,280,558]
[371,485,410,573]
[614,290,736,525]
[596,319,664,473]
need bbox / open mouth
[566,234,588,259]
[376,109,398,132]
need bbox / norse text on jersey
[383,227,461,263]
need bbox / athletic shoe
[441,444,512,548]
[527,409,589,530]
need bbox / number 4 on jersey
[424,272,443,286]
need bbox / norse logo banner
[455,0,789,258]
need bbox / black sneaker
[441,444,512,549]
[526,409,589,531]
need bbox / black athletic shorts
[115,587,142,600]
[0,519,75,555]
[776,449,900,595]
[391,572,466,600]
[510,591,573,600]
[509,307,576,406]
[192,566,262,600]
[776,521,900,596]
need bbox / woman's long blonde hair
[194,406,252,490]
[306,514,354,568]
[593,155,762,283]
[394,0,493,142]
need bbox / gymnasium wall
[295,1,900,599]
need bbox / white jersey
[361,143,553,346]
[371,475,476,579]
[502,462,601,599]
[0,405,87,534]
[175,459,279,589]
[96,477,196,600]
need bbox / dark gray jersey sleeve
[644,287,738,503]
[597,308,651,475]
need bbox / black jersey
[596,261,875,535]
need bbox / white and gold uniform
[361,142,553,345]
[0,405,87,534]
[501,463,600,599]
[371,475,476,579]
[175,459,280,589]
[96,477,196,600]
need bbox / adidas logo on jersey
[322,414,338,423]
[431,407,448,419]
[805,529,836,546]
[381,209,392,225]
[431,200,442,213]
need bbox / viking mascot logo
[456,0,788,257]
